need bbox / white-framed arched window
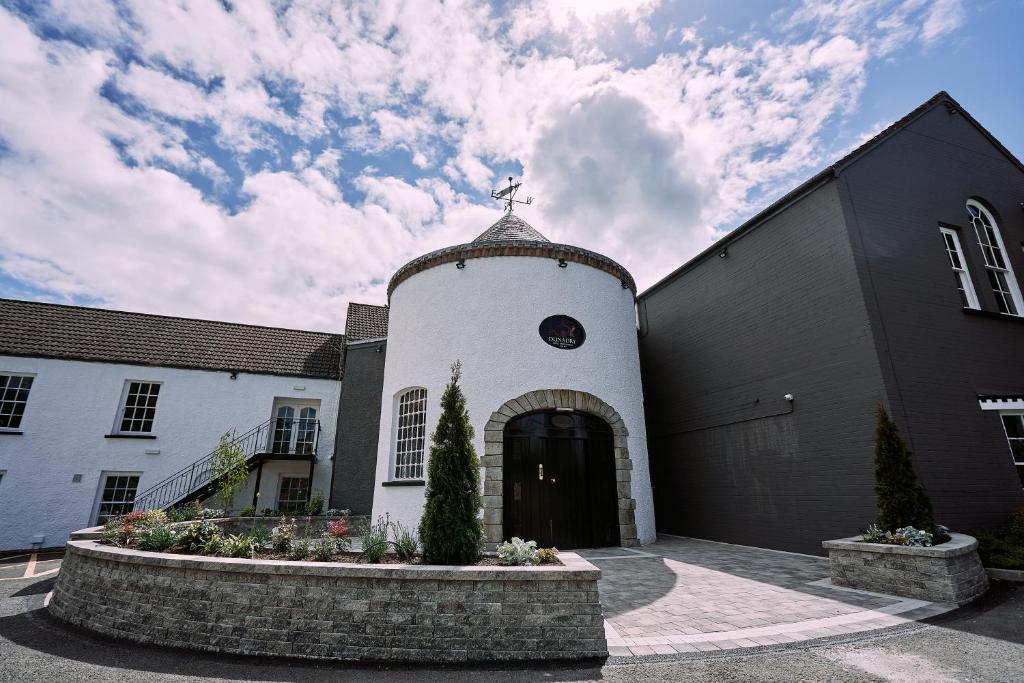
[967,199,1023,316]
[392,387,427,480]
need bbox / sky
[0,0,1022,332]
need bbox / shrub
[270,518,298,553]
[198,532,225,556]
[260,508,281,517]
[100,518,132,546]
[138,525,177,551]
[305,491,326,516]
[360,516,390,563]
[327,517,350,539]
[419,361,483,564]
[862,524,933,547]
[167,504,200,522]
[179,520,221,551]
[497,537,539,566]
[311,534,337,561]
[874,404,936,536]
[239,506,257,517]
[392,520,418,560]
[537,547,559,564]
[287,538,310,560]
[220,533,260,558]
[327,508,350,517]
[209,431,249,510]
[977,508,1024,570]
[200,508,226,519]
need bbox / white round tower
[371,211,655,548]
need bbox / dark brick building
[638,92,1024,555]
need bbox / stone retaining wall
[823,533,988,605]
[49,540,607,662]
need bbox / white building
[370,212,656,547]
[0,299,344,550]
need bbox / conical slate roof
[473,212,549,244]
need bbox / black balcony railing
[132,416,320,511]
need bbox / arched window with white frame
[393,387,428,480]
[966,199,1023,315]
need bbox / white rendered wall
[371,255,656,544]
[0,355,340,550]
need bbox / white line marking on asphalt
[22,553,37,578]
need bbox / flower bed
[822,533,988,605]
[49,535,606,662]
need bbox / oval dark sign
[539,315,586,350]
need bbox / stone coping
[64,539,600,580]
[822,533,978,558]
[986,567,1024,582]
[70,515,361,541]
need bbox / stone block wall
[823,533,988,605]
[49,540,607,662]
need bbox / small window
[939,227,979,309]
[277,477,309,514]
[117,381,161,433]
[1000,413,1024,488]
[393,387,427,480]
[95,473,141,524]
[967,200,1023,315]
[0,374,34,430]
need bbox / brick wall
[49,541,607,662]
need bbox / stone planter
[49,538,607,663]
[822,533,988,605]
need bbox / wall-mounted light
[557,258,568,268]
[719,247,728,258]
[229,371,238,380]
[456,259,466,269]
[784,393,795,402]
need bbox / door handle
[538,463,544,480]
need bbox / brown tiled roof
[345,302,389,341]
[0,299,345,380]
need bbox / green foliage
[167,505,199,522]
[287,538,310,560]
[270,518,298,552]
[327,508,351,517]
[138,525,177,551]
[311,534,337,561]
[209,431,249,511]
[977,508,1024,570]
[179,520,221,552]
[305,491,326,516]
[360,516,389,563]
[198,532,225,556]
[100,518,132,546]
[497,537,539,566]
[260,507,281,517]
[873,404,936,536]
[391,520,418,559]
[219,533,259,558]
[239,506,257,517]
[418,361,483,564]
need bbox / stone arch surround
[481,389,639,549]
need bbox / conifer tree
[419,361,483,564]
[874,403,936,534]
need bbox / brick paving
[580,535,956,657]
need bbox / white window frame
[966,199,1024,316]
[391,387,428,481]
[0,372,35,432]
[114,380,162,434]
[939,227,980,310]
[93,471,143,525]
[998,411,1024,490]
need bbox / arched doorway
[503,410,620,549]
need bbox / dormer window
[967,199,1023,315]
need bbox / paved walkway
[579,535,955,657]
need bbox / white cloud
[0,0,973,330]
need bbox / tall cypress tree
[419,361,483,564]
[874,403,936,535]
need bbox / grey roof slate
[473,212,550,243]
[0,298,344,379]
[345,302,389,341]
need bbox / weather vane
[490,176,533,213]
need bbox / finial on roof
[490,176,534,213]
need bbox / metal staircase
[131,416,319,511]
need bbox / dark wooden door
[503,411,619,549]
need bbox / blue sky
[0,0,1021,330]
